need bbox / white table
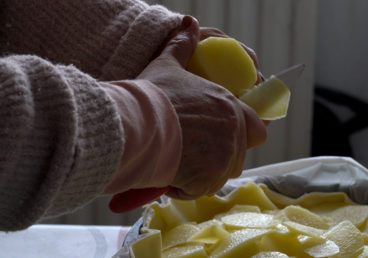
[0,224,130,258]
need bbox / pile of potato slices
[129,182,368,258]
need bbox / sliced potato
[189,223,229,245]
[162,223,199,250]
[239,76,290,120]
[323,220,365,257]
[251,251,290,258]
[210,228,271,258]
[134,182,368,258]
[275,205,331,229]
[304,240,339,258]
[162,245,207,258]
[221,212,274,230]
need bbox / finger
[240,101,268,149]
[199,27,228,40]
[166,187,202,200]
[160,16,200,68]
[207,177,229,196]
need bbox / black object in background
[312,86,368,158]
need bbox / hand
[137,16,267,199]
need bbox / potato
[187,37,290,120]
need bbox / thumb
[160,16,200,68]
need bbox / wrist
[100,80,182,194]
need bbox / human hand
[137,16,267,199]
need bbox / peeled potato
[187,37,290,120]
[187,37,257,97]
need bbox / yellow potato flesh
[162,223,199,250]
[129,229,162,258]
[276,205,331,229]
[189,224,229,245]
[187,37,257,97]
[186,37,291,120]
[135,183,368,258]
[221,212,274,230]
[323,220,365,257]
[210,228,271,258]
[162,245,207,258]
[239,76,290,120]
[251,251,290,258]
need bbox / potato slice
[357,245,368,258]
[251,251,290,258]
[189,223,229,245]
[283,221,325,239]
[239,76,290,120]
[221,212,274,230]
[226,182,278,211]
[297,235,325,248]
[323,220,365,257]
[162,245,207,258]
[210,228,271,258]
[162,223,199,250]
[214,205,261,220]
[257,232,304,257]
[304,240,339,258]
[316,205,368,229]
[275,205,331,229]
[129,229,162,258]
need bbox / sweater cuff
[0,55,124,230]
[101,79,182,193]
[100,4,182,80]
[44,65,124,216]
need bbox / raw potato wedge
[239,77,290,120]
[187,37,291,120]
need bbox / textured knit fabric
[0,0,183,231]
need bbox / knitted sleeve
[0,55,123,231]
[0,55,183,231]
[0,0,183,81]
[0,0,184,231]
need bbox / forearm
[101,80,182,194]
[0,0,182,80]
[0,55,183,231]
[0,55,123,231]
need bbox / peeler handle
[109,186,172,213]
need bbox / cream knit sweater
[0,0,183,231]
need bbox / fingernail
[181,16,193,29]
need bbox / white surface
[224,156,368,203]
[239,155,367,177]
[0,224,130,258]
